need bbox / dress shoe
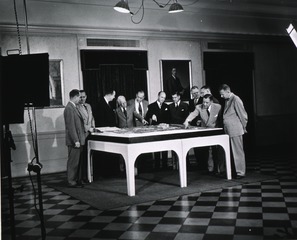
[235,174,245,179]
[68,183,84,188]
[81,179,91,185]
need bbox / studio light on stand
[286,23,297,48]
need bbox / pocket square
[165,108,168,111]
[214,114,218,117]
[181,109,184,111]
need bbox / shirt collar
[70,101,76,107]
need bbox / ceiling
[31,0,297,20]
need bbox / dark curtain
[82,64,148,113]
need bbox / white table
[87,126,231,196]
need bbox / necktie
[194,98,198,105]
[207,108,210,117]
[138,103,143,116]
[175,103,178,109]
[123,108,127,118]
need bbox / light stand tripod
[26,105,46,240]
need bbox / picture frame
[160,59,192,101]
[49,59,64,107]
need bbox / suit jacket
[77,103,95,133]
[127,98,149,126]
[188,97,201,112]
[94,97,116,127]
[186,103,221,128]
[188,97,201,126]
[166,75,184,97]
[223,93,248,137]
[64,102,86,146]
[146,101,170,125]
[115,105,134,128]
[169,101,189,124]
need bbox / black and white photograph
[1,1,297,240]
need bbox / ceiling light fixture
[114,0,131,13]
[169,0,184,13]
[113,0,184,24]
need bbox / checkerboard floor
[2,146,297,240]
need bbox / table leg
[122,151,137,197]
[87,147,93,182]
[175,148,187,188]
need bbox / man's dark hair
[203,94,213,101]
[172,91,180,97]
[201,85,211,91]
[219,84,231,91]
[79,90,86,94]
[69,89,80,98]
[136,90,145,95]
[104,88,115,96]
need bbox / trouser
[154,151,168,168]
[67,146,83,185]
[230,135,246,176]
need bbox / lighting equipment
[168,0,184,13]
[113,0,184,24]
[114,0,130,13]
[286,23,297,48]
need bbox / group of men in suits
[64,83,248,184]
[64,89,95,188]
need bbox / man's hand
[75,142,80,148]
[152,114,157,122]
[142,119,148,125]
[183,121,189,129]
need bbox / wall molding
[0,24,289,43]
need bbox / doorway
[203,52,255,151]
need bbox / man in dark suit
[64,89,86,188]
[93,89,119,177]
[184,94,222,174]
[219,84,248,179]
[94,89,116,127]
[127,90,149,127]
[165,68,184,99]
[115,95,134,128]
[169,91,189,124]
[146,91,169,125]
[189,86,201,114]
[146,91,170,169]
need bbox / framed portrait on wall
[49,59,64,107]
[160,60,192,101]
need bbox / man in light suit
[184,94,222,173]
[115,95,134,128]
[219,84,248,179]
[127,90,149,126]
[64,89,86,188]
[77,90,95,184]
